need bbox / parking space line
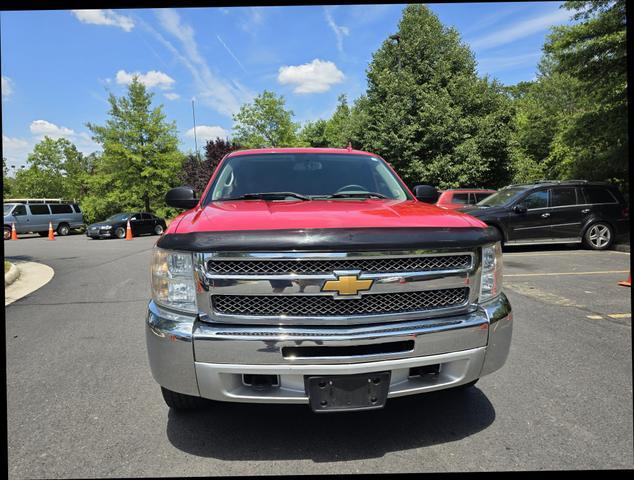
[506,270,629,277]
[587,315,603,320]
[607,313,631,319]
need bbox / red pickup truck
[146,148,512,413]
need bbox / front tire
[115,227,126,239]
[583,222,613,250]
[161,387,209,410]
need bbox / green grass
[4,261,11,273]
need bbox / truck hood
[169,199,487,234]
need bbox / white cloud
[30,120,75,139]
[151,9,253,117]
[239,7,264,33]
[2,135,31,167]
[71,9,135,32]
[2,76,14,99]
[164,92,180,100]
[185,125,229,143]
[278,59,345,94]
[469,9,572,51]
[115,69,175,90]
[324,7,349,53]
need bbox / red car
[436,189,496,210]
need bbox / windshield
[106,213,129,222]
[204,153,411,203]
[477,187,528,207]
[3,204,16,216]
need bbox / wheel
[154,224,164,235]
[57,223,70,236]
[115,227,126,239]
[160,387,209,410]
[583,222,613,250]
[38,231,48,237]
[4,226,11,240]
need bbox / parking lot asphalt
[3,234,633,476]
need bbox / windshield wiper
[225,192,311,201]
[325,191,388,199]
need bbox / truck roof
[225,147,376,158]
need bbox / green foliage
[299,119,329,147]
[85,77,184,222]
[541,0,627,189]
[232,90,300,147]
[350,4,514,189]
[2,157,14,197]
[8,137,89,200]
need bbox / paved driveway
[4,235,633,476]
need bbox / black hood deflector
[156,227,500,252]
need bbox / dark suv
[459,181,629,250]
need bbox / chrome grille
[207,255,472,275]
[212,288,469,317]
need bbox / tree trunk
[144,193,150,212]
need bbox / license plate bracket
[305,371,391,413]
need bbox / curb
[4,262,20,286]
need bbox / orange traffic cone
[125,219,133,240]
[48,221,55,240]
[618,272,631,287]
[11,222,18,240]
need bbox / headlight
[102,225,112,230]
[479,242,503,302]
[151,247,197,313]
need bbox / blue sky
[1,3,574,170]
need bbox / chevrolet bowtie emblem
[322,273,374,297]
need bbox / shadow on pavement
[166,387,495,462]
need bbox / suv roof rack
[3,198,73,204]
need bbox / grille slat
[212,288,469,317]
[207,255,472,275]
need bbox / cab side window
[452,193,469,204]
[29,204,50,215]
[13,205,27,216]
[550,187,577,207]
[522,190,548,209]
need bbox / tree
[9,137,87,200]
[299,119,329,147]
[2,157,14,197]
[354,4,514,188]
[543,0,627,189]
[232,90,300,147]
[86,77,184,218]
[322,94,352,147]
[180,138,241,195]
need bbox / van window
[550,188,577,207]
[29,204,50,215]
[72,204,82,213]
[13,205,27,216]
[582,187,616,204]
[50,204,74,214]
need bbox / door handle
[541,213,550,218]
[581,208,591,214]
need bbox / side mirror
[513,204,527,214]
[166,186,198,209]
[413,185,439,204]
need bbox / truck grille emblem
[322,272,374,298]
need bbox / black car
[458,181,629,250]
[86,212,167,239]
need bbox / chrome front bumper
[146,293,512,403]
